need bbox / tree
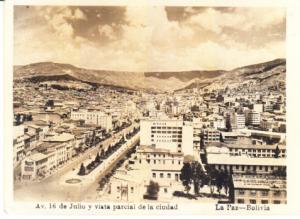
[180,163,193,194]
[205,165,219,195]
[216,170,225,197]
[91,130,96,146]
[272,167,286,177]
[222,169,231,195]
[191,162,206,195]
[146,181,160,198]
[100,149,105,158]
[226,119,232,131]
[46,99,54,107]
[78,163,86,176]
[106,145,112,155]
[191,105,200,112]
[15,114,21,125]
[274,145,280,158]
[219,133,224,142]
[200,132,205,149]
[28,114,33,121]
[95,153,101,163]
[216,94,224,102]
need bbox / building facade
[21,153,48,180]
[140,118,194,155]
[246,110,261,126]
[13,125,25,167]
[71,109,112,131]
[227,112,246,130]
[206,150,286,175]
[133,145,184,182]
[233,174,286,204]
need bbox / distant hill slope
[145,70,225,82]
[14,59,285,92]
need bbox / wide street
[14,123,139,202]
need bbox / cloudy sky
[14,6,285,71]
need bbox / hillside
[14,59,285,92]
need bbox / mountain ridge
[14,58,286,92]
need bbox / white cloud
[236,8,285,31]
[186,7,285,33]
[187,8,245,34]
[14,6,286,72]
[98,24,116,40]
[74,8,87,20]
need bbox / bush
[143,194,158,200]
[172,191,197,200]
[78,163,86,176]
[144,181,159,199]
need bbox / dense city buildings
[71,109,113,131]
[12,59,286,204]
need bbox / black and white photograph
[3,0,298,216]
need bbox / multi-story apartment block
[207,138,286,158]
[246,110,261,126]
[140,118,194,155]
[227,112,245,130]
[252,103,263,113]
[226,138,286,158]
[133,145,184,182]
[202,128,220,144]
[260,118,275,131]
[232,174,286,204]
[71,109,112,131]
[21,152,48,180]
[206,147,286,174]
[264,102,274,112]
[33,133,76,171]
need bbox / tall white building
[71,109,112,131]
[253,103,263,113]
[140,118,195,156]
[246,110,261,126]
[202,128,220,144]
[227,112,245,130]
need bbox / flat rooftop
[233,174,286,190]
[44,132,74,142]
[137,145,183,156]
[207,153,286,166]
[27,152,48,162]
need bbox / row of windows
[151,135,182,138]
[116,186,134,193]
[24,166,34,172]
[237,199,282,204]
[151,131,182,134]
[204,135,220,137]
[151,126,182,130]
[151,139,182,143]
[152,172,180,180]
[232,153,286,158]
[215,164,283,172]
[204,137,219,140]
[144,159,182,165]
[72,114,85,117]
[152,122,167,126]
[203,131,219,134]
[72,114,108,120]
[238,190,283,197]
[145,153,180,159]
[231,148,286,153]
